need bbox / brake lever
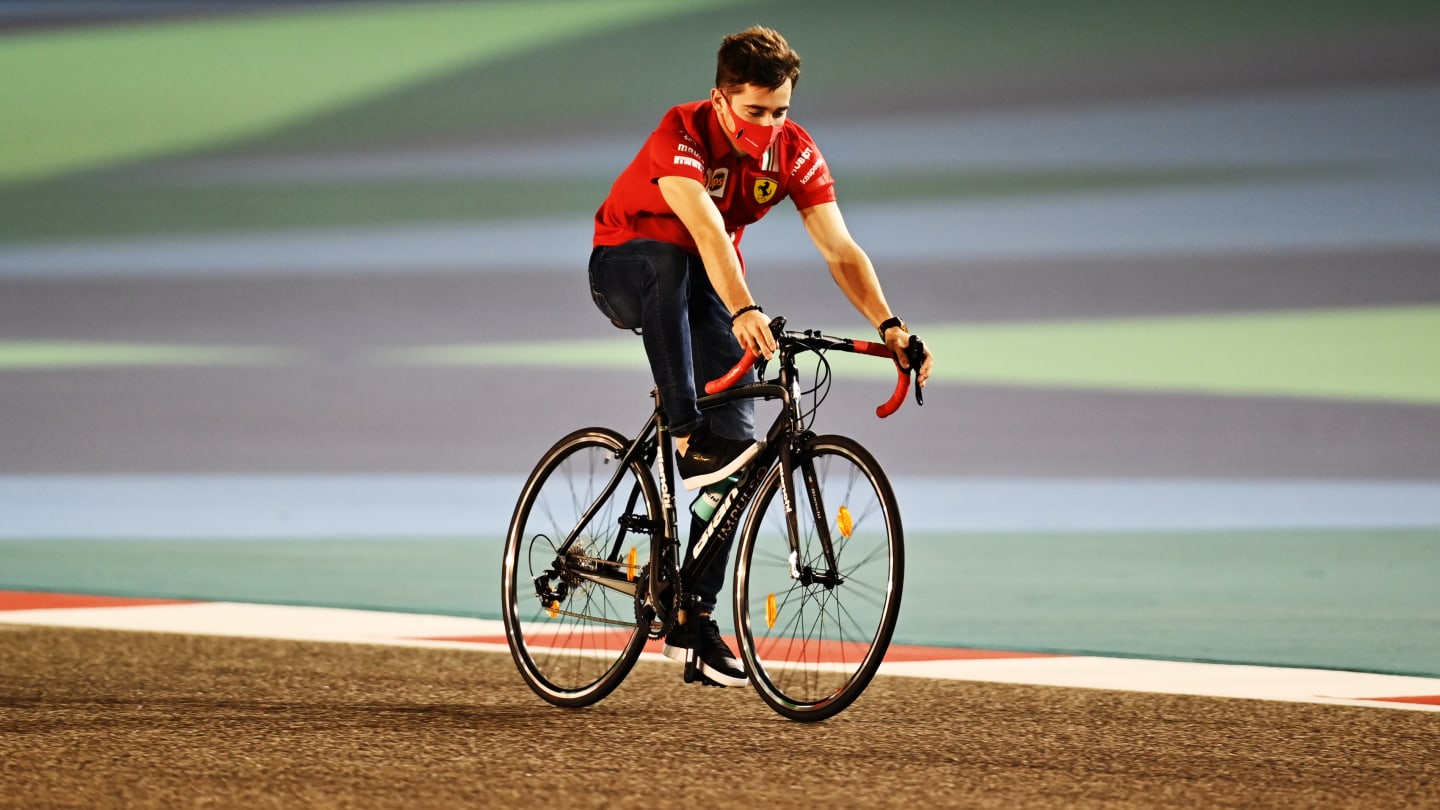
[906,335,926,407]
[757,315,784,381]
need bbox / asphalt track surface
[3,626,1437,809]
[3,250,1439,478]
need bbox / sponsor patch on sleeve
[705,167,729,197]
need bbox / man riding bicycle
[588,26,934,687]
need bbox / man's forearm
[828,248,894,329]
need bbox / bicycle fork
[788,441,845,589]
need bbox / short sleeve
[646,109,708,185]
[787,137,836,209]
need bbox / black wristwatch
[877,316,906,339]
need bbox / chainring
[633,564,681,639]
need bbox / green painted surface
[0,165,1354,245]
[0,0,748,184]
[210,0,1440,156]
[0,177,612,245]
[2,528,1436,676]
[3,0,1433,240]
[377,305,1440,405]
[373,338,645,371]
[918,305,1440,405]
[902,528,1440,677]
[0,538,491,618]
[6,305,1435,405]
[0,342,295,370]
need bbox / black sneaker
[662,615,748,687]
[676,426,763,491]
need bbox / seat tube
[651,388,679,543]
[649,389,680,608]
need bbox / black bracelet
[877,316,906,338]
[731,304,763,324]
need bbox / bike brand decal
[705,167,729,198]
[753,177,778,204]
[692,468,762,560]
[657,453,672,512]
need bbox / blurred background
[2,0,1438,674]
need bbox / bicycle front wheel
[502,427,659,708]
[734,434,903,721]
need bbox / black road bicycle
[501,317,926,721]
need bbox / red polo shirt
[593,99,837,264]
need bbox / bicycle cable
[798,345,834,432]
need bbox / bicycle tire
[502,427,660,707]
[733,434,904,721]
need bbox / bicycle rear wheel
[502,427,659,707]
[734,434,903,721]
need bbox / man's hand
[733,309,777,360]
[884,327,932,387]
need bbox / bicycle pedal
[682,649,701,684]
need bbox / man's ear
[710,88,730,126]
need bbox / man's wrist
[877,316,906,338]
[731,304,764,324]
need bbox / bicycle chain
[542,605,639,628]
[539,550,661,631]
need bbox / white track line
[2,599,1435,712]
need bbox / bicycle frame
[507,319,921,717]
[548,339,842,629]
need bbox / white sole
[680,439,765,491]
[697,661,749,688]
[662,643,747,687]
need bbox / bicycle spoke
[503,429,657,708]
[735,436,903,721]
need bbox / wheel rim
[505,434,654,700]
[737,440,900,714]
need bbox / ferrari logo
[753,177,777,204]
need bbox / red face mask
[721,95,783,157]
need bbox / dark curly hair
[715,26,801,94]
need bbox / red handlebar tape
[704,339,911,417]
[704,352,757,395]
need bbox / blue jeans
[588,239,756,611]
